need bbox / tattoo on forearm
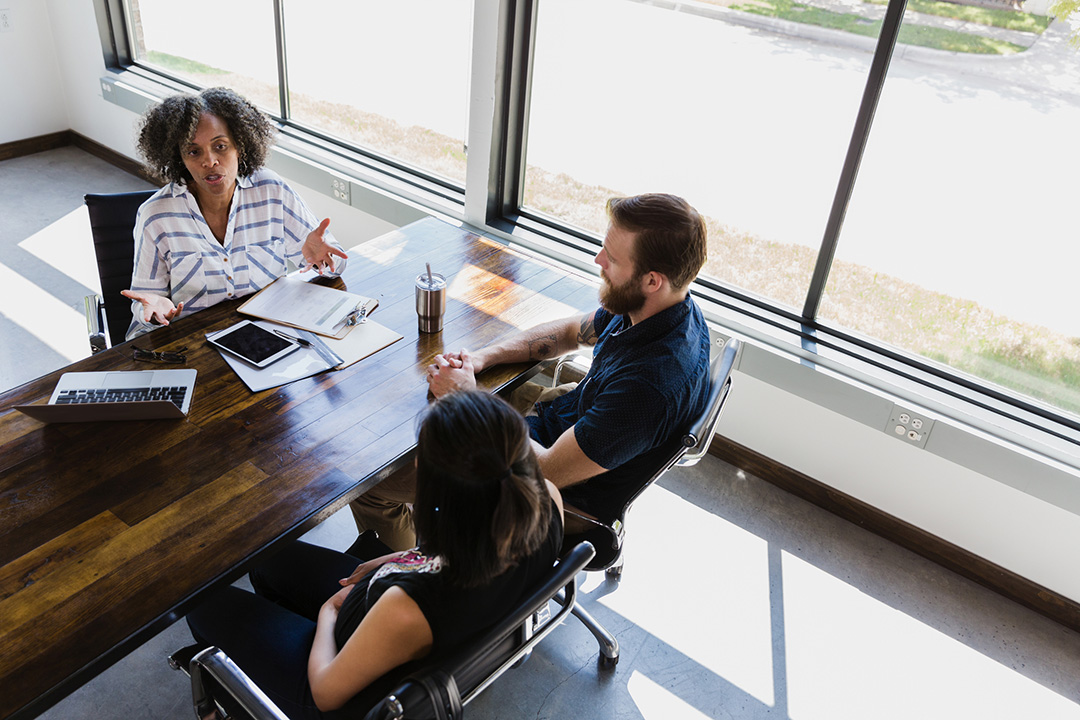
[577,315,598,345]
[528,334,559,360]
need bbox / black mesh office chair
[84,190,156,351]
[170,541,597,720]
[553,336,742,667]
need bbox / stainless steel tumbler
[415,272,447,333]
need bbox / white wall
[0,1,69,144]
[718,368,1080,602]
[47,0,138,155]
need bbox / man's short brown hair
[606,193,707,290]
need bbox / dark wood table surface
[0,217,599,720]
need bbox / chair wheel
[605,564,623,579]
[598,653,619,669]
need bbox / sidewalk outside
[630,0,1080,98]
[633,0,1058,49]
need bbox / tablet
[207,320,301,368]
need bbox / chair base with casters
[170,540,599,720]
[553,586,621,669]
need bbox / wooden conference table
[0,217,599,720]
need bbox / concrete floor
[5,148,1080,720]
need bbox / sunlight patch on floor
[782,551,1080,720]
[596,484,775,705]
[1,207,98,364]
[627,670,715,720]
[0,264,87,364]
[20,206,102,293]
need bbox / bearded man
[353,193,712,550]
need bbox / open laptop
[14,368,197,423]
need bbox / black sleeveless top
[334,500,563,654]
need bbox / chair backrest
[84,190,156,347]
[186,542,597,720]
[614,336,742,520]
[363,540,596,720]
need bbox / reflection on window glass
[820,3,1079,417]
[524,0,878,311]
[127,0,280,113]
[283,0,472,186]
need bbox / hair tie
[497,467,514,483]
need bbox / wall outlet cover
[885,403,934,449]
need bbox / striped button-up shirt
[126,167,346,339]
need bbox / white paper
[207,320,335,392]
[239,275,369,336]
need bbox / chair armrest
[190,647,290,720]
[562,509,622,571]
[84,294,107,354]
[553,354,591,386]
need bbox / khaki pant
[348,381,577,551]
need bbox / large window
[127,0,472,186]
[520,0,1078,424]
[282,0,472,185]
[820,9,1080,417]
[523,0,875,314]
[130,0,280,113]
[112,0,1079,430]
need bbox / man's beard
[599,271,647,316]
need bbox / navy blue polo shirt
[526,294,711,522]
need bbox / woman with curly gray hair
[122,87,348,338]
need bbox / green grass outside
[732,0,1027,53]
[146,50,228,76]
[930,348,1080,415]
[865,0,1052,32]
[896,21,1026,52]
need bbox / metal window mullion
[491,0,538,222]
[273,0,291,121]
[97,0,134,67]
[802,0,909,320]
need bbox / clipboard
[237,275,379,339]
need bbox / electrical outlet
[0,9,13,33]
[885,403,934,448]
[330,178,350,204]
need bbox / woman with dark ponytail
[186,391,563,718]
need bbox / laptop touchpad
[104,371,155,388]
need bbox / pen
[273,328,311,347]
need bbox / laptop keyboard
[56,387,188,408]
